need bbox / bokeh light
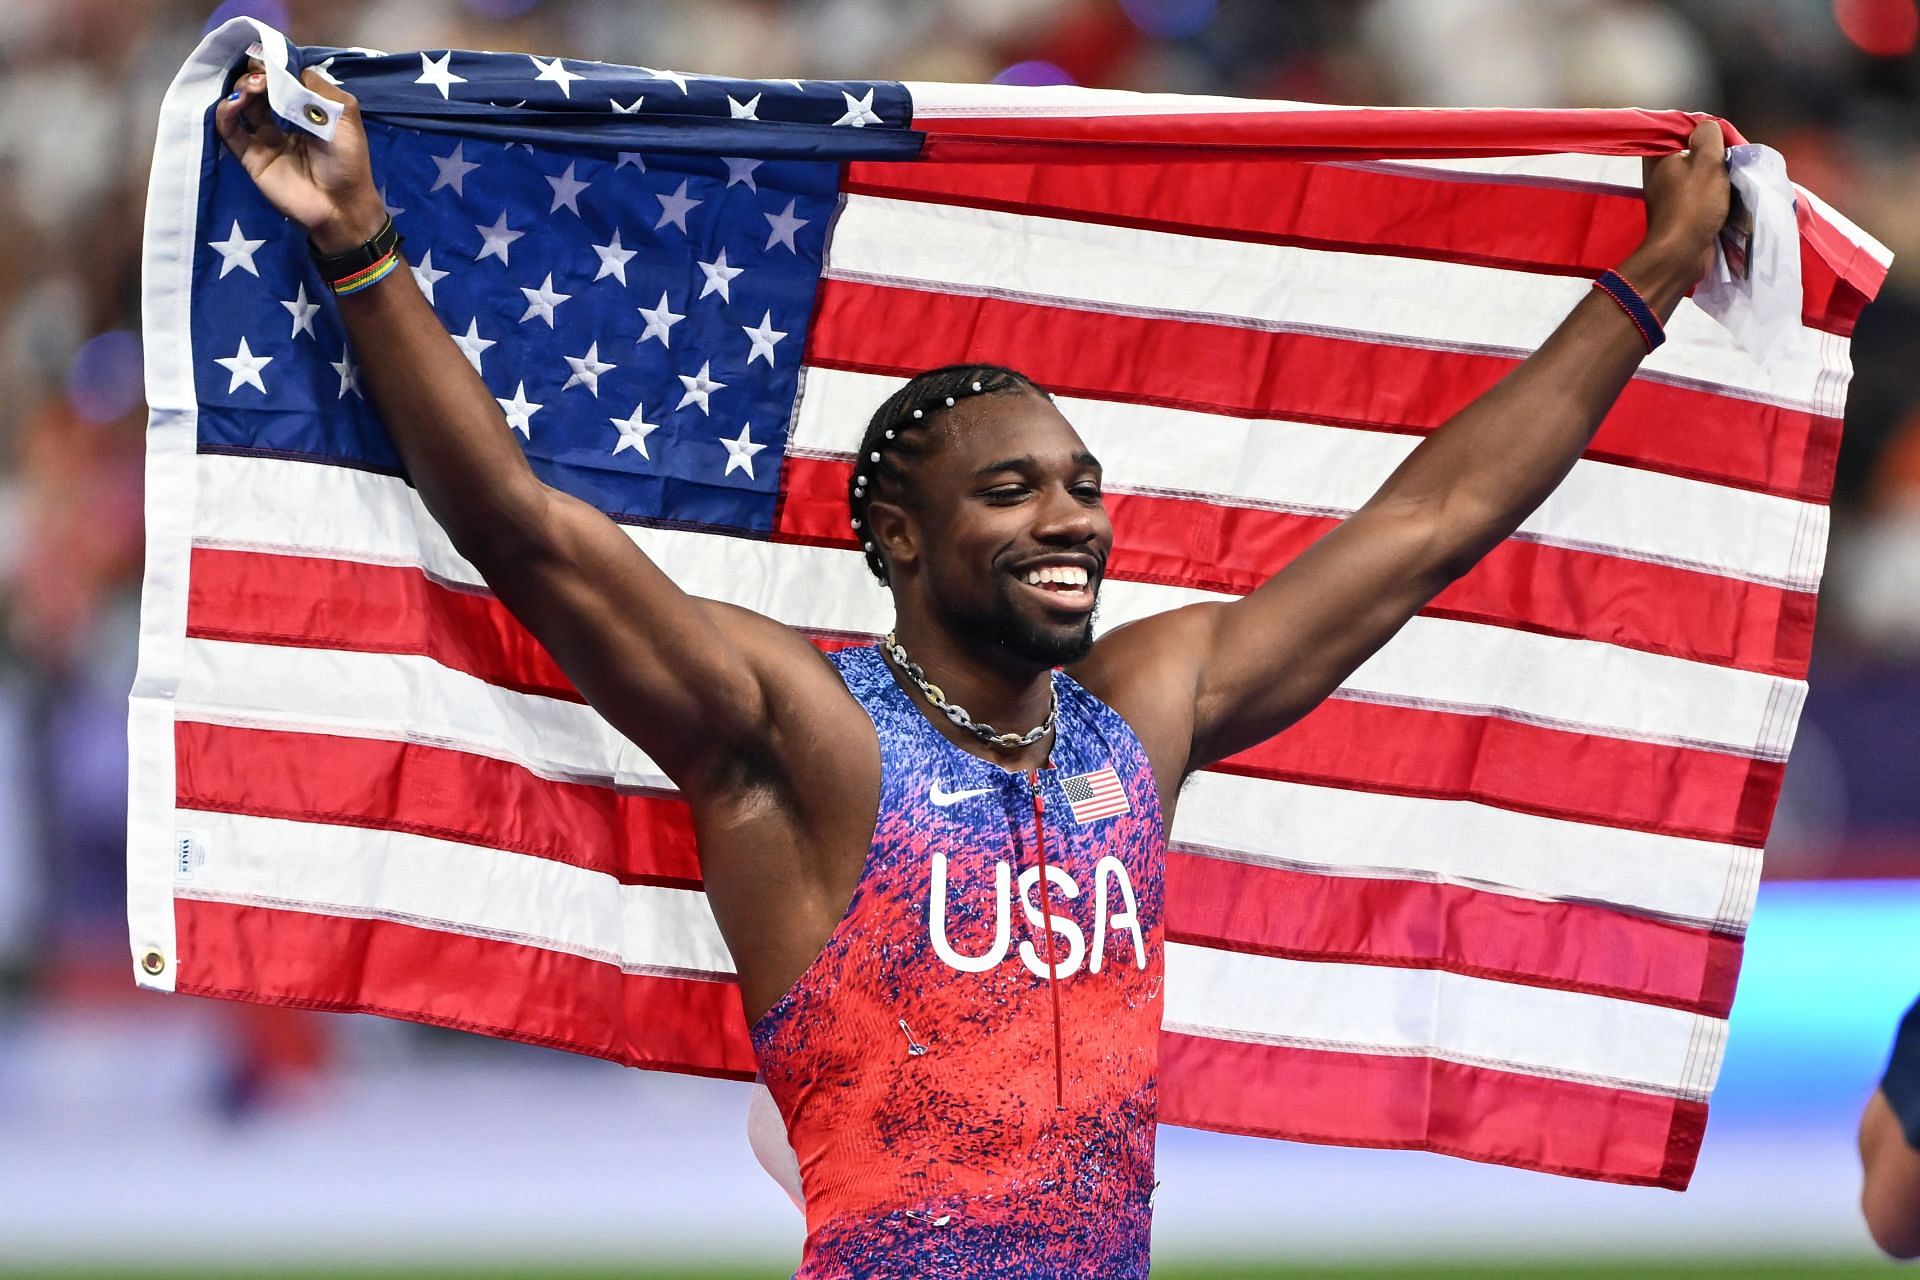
[1119,0,1218,41]
[992,59,1077,86]
[63,329,144,426]
[1834,0,1920,56]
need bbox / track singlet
[751,644,1166,1278]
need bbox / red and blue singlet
[751,644,1166,1278]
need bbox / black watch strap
[309,216,402,284]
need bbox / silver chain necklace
[883,632,1056,750]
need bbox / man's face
[899,391,1112,667]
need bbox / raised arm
[216,68,850,793]
[1089,121,1732,778]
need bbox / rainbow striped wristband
[330,250,400,296]
[1591,268,1664,353]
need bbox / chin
[971,591,1099,667]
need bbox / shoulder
[1068,603,1228,799]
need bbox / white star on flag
[380,185,405,217]
[280,283,320,338]
[496,381,543,437]
[637,293,685,348]
[641,66,689,93]
[450,318,496,375]
[215,337,272,393]
[763,200,808,253]
[723,157,762,191]
[654,179,702,233]
[546,162,590,214]
[727,93,761,120]
[616,152,646,171]
[331,349,362,399]
[719,423,767,478]
[416,51,466,99]
[834,88,882,127]
[697,249,745,302]
[742,312,787,366]
[411,250,451,303]
[611,96,645,114]
[431,142,481,196]
[475,211,524,264]
[610,403,661,458]
[208,220,265,278]
[590,229,637,284]
[676,361,726,414]
[562,341,617,395]
[518,273,572,327]
[530,54,582,98]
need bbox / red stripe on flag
[911,105,1738,161]
[188,545,581,703]
[1158,1029,1707,1189]
[1166,850,1743,1018]
[185,548,1777,845]
[805,278,1840,502]
[846,158,1866,337]
[1223,695,1783,847]
[774,455,1815,677]
[176,720,702,888]
[174,897,756,1079]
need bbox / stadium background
[0,0,1916,1275]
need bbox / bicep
[1187,500,1455,768]
[470,486,828,786]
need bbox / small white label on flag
[1061,767,1130,824]
[174,830,208,881]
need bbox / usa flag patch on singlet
[1062,767,1130,823]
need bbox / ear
[866,498,920,578]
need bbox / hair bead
[884,429,895,439]
[944,396,955,406]
[869,450,880,461]
[850,517,860,528]
[971,381,982,391]
[911,409,923,419]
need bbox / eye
[1072,480,1103,502]
[981,485,1030,503]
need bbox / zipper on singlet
[1028,769,1067,1112]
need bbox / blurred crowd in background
[0,0,1915,1100]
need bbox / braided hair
[848,363,1051,584]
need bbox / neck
[886,621,1057,764]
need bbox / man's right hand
[215,64,387,254]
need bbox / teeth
[1022,565,1090,588]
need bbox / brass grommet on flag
[303,103,329,126]
[140,950,166,976]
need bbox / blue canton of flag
[190,46,912,537]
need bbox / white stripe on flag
[172,809,735,978]
[1172,772,1759,930]
[1164,942,1728,1099]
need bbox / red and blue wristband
[1591,268,1665,353]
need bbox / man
[218,62,1730,1279]
[1863,997,1920,1259]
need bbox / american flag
[131,17,1889,1189]
[1062,767,1131,824]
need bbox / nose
[1030,481,1102,547]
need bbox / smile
[1015,562,1098,611]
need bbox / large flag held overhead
[132,18,1889,1190]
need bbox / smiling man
[219,62,1730,1280]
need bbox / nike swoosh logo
[930,782,993,807]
